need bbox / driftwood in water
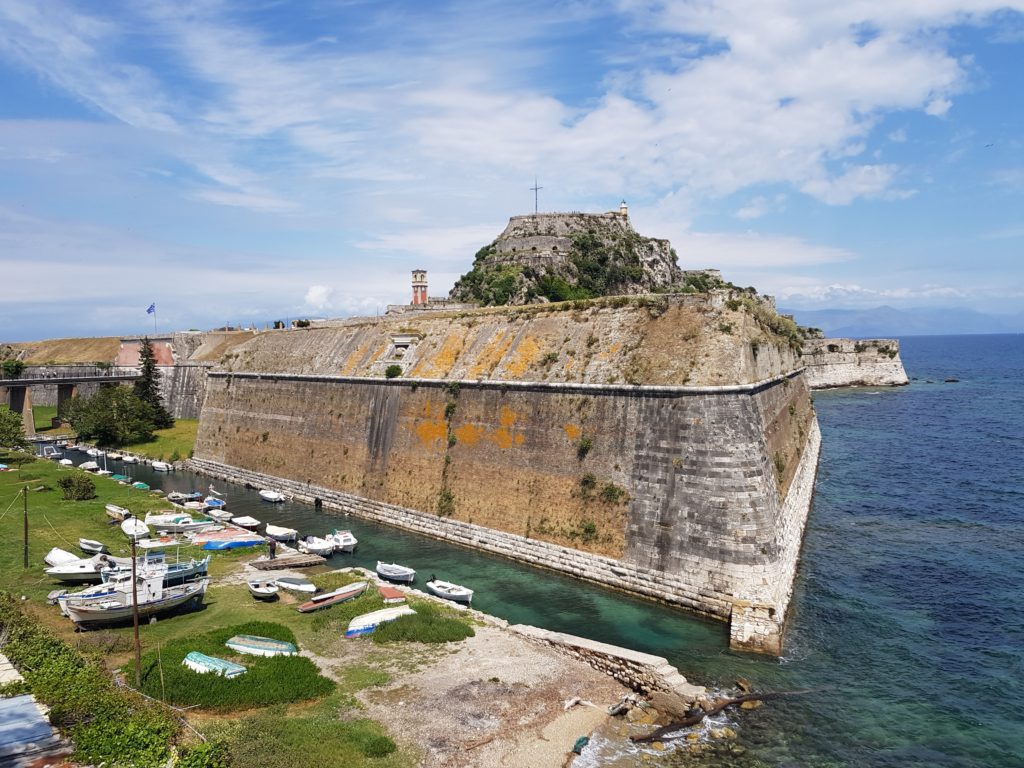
[630,690,814,744]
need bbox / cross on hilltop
[530,178,542,214]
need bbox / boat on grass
[167,491,202,503]
[325,529,358,553]
[44,547,80,567]
[205,508,233,523]
[182,651,246,678]
[58,574,208,626]
[132,481,150,490]
[136,536,183,549]
[225,634,297,657]
[105,504,131,521]
[259,489,287,503]
[275,576,316,594]
[425,578,474,604]
[297,536,334,557]
[231,515,262,530]
[78,538,108,555]
[265,524,297,541]
[144,512,214,534]
[297,581,367,613]
[121,518,150,541]
[78,461,99,471]
[345,606,416,638]
[246,580,279,600]
[58,458,73,466]
[377,585,407,604]
[102,554,210,587]
[376,561,415,583]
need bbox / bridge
[0,366,141,437]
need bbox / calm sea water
[62,334,1024,766]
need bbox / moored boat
[225,634,297,657]
[205,508,233,523]
[265,524,297,541]
[425,578,474,604]
[376,561,415,583]
[297,581,368,613]
[297,536,334,557]
[106,452,122,460]
[204,497,227,511]
[151,461,173,472]
[246,580,279,600]
[325,529,358,553]
[231,515,262,530]
[78,461,99,471]
[259,489,287,502]
[121,455,138,464]
[345,606,416,638]
[182,651,246,678]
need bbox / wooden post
[131,536,141,687]
[22,486,28,569]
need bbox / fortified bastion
[192,286,820,655]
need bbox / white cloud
[674,230,855,270]
[303,285,334,311]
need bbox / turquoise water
[67,334,1024,766]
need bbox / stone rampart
[801,338,908,389]
[192,367,819,653]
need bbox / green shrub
[372,602,474,644]
[57,473,96,500]
[384,364,402,379]
[222,713,396,768]
[437,487,455,516]
[579,472,597,492]
[599,482,627,504]
[1,359,24,378]
[576,435,593,460]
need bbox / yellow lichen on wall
[502,335,541,378]
[489,405,521,450]
[467,328,514,379]
[453,423,483,446]
[340,341,373,376]
[564,423,581,442]
[410,328,466,378]
[414,401,448,450]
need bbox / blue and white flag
[146,303,156,314]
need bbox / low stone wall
[801,338,909,389]
[509,624,704,699]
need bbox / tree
[0,406,28,450]
[58,474,96,501]
[1,360,24,379]
[66,386,156,446]
[132,337,173,429]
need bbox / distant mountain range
[782,306,1024,338]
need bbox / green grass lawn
[32,404,58,432]
[121,418,199,461]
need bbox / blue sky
[1,0,1022,341]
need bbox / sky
[1,0,1023,341]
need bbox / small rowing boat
[275,576,316,594]
[78,538,108,555]
[425,578,474,604]
[345,606,416,638]
[259,489,287,502]
[297,581,367,613]
[246,580,279,600]
[376,561,415,583]
[225,634,297,657]
[182,651,246,678]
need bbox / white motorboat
[259,489,287,503]
[78,461,99,471]
[105,504,131,521]
[274,576,316,594]
[59,575,208,627]
[182,501,206,511]
[345,606,416,638]
[265,524,297,541]
[325,529,358,553]
[44,547,80,567]
[121,518,150,541]
[79,538,109,555]
[231,515,262,530]
[58,458,73,466]
[45,553,130,583]
[376,561,416,583]
[106,452,123,460]
[297,536,334,557]
[205,509,233,523]
[246,580,279,600]
[121,455,138,464]
[425,578,474,604]
[86,448,105,457]
[151,461,173,472]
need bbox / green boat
[182,651,246,678]
[132,482,150,490]
[225,634,298,657]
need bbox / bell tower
[411,269,428,305]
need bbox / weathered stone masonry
[193,369,819,654]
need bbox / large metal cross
[530,177,542,214]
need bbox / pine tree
[133,337,174,429]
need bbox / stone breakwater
[801,338,909,389]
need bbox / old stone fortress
[3,203,907,655]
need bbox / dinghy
[132,481,150,490]
[78,461,99,471]
[376,561,416,583]
[265,524,297,541]
[246,580,279,600]
[297,581,368,613]
[205,508,233,523]
[231,515,262,530]
[345,606,416,638]
[259,489,287,502]
[121,518,149,541]
[151,461,173,472]
[225,634,297,657]
[274,576,316,594]
[121,455,138,464]
[78,538,109,555]
[425,578,474,604]
[325,529,358,553]
[182,651,246,678]
[105,503,131,521]
[204,497,227,511]
[44,547,80,567]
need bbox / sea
[58,333,1024,767]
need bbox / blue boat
[204,497,227,510]
[202,537,263,551]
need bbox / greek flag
[146,303,156,314]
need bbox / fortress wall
[801,338,908,388]
[159,364,209,420]
[194,370,818,653]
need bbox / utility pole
[22,487,28,569]
[131,536,141,687]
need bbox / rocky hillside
[450,209,687,305]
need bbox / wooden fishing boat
[376,561,415,583]
[297,581,367,613]
[224,634,297,657]
[59,576,208,626]
[246,580,279,600]
[345,606,416,638]
[182,651,246,678]
[274,576,316,594]
[425,578,474,604]
[102,555,210,587]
